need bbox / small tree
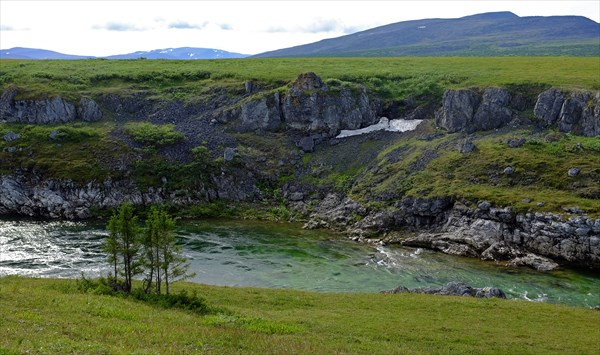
[105,202,143,293]
[143,206,193,295]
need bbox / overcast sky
[1,1,598,56]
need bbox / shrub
[123,122,184,147]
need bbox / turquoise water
[1,218,598,308]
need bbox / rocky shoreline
[1,73,599,271]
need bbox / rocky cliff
[436,87,600,136]
[1,73,599,271]
[0,86,103,124]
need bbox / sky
[1,0,598,56]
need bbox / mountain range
[1,12,598,59]
[0,47,248,60]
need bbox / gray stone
[472,87,513,131]
[383,282,506,299]
[244,81,258,94]
[458,139,476,153]
[436,89,480,132]
[298,136,315,152]
[240,92,282,132]
[507,138,526,148]
[503,166,514,175]
[223,147,236,161]
[48,129,61,140]
[282,72,377,136]
[289,192,304,201]
[507,253,559,272]
[77,97,102,122]
[0,86,76,124]
[477,201,492,211]
[567,168,580,177]
[3,131,20,142]
[534,89,565,126]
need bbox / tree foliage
[104,203,192,294]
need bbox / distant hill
[0,47,248,60]
[0,47,94,60]
[104,47,248,59]
[254,12,600,57]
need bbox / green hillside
[255,12,600,57]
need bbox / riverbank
[1,58,599,271]
[1,276,598,354]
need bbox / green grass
[123,121,184,147]
[1,57,598,102]
[0,121,126,181]
[0,276,598,354]
[341,124,600,215]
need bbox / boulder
[567,168,580,177]
[3,131,20,142]
[472,87,513,131]
[458,138,476,153]
[435,89,480,132]
[223,147,236,161]
[298,136,315,152]
[77,97,102,122]
[507,138,526,148]
[436,88,513,133]
[534,89,565,126]
[239,92,281,132]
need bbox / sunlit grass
[1,276,598,354]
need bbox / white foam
[336,117,423,138]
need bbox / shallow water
[1,218,598,308]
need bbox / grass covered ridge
[1,276,599,354]
[1,57,598,102]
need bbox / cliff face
[226,72,379,136]
[436,87,600,136]
[1,73,599,270]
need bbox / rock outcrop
[435,88,514,133]
[0,86,103,123]
[436,87,599,136]
[304,194,599,270]
[0,173,260,219]
[231,73,378,136]
[383,281,506,299]
[534,89,600,137]
[77,97,103,122]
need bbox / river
[0,218,598,308]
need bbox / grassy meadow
[1,57,598,102]
[1,276,599,354]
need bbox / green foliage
[0,121,122,182]
[123,122,184,147]
[106,202,143,293]
[144,206,193,295]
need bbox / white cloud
[92,22,146,32]
[168,21,208,30]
